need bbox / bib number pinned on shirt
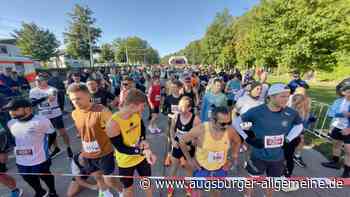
[208,151,224,163]
[82,141,101,153]
[15,147,34,157]
[264,135,284,149]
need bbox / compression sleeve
[110,135,142,155]
[286,124,304,142]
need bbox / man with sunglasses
[180,106,241,197]
[117,76,134,108]
[235,83,303,197]
[287,71,309,94]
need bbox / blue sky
[0,0,259,56]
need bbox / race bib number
[208,151,225,163]
[208,110,212,119]
[264,135,284,148]
[175,129,186,139]
[15,147,34,157]
[82,141,101,153]
[40,110,52,116]
[171,105,179,114]
[155,95,161,101]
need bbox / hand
[139,141,150,150]
[341,128,350,136]
[222,160,232,171]
[171,139,179,148]
[143,149,157,165]
[48,95,55,103]
[189,158,201,171]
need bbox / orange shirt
[71,104,114,159]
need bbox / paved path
[1,108,349,197]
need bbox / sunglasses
[122,83,129,86]
[216,121,232,128]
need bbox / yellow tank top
[112,112,145,168]
[195,122,230,170]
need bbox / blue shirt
[226,79,241,101]
[200,92,228,122]
[241,104,302,161]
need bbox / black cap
[3,98,32,111]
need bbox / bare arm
[179,124,203,161]
[228,127,241,161]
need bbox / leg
[119,166,136,197]
[22,175,46,196]
[58,128,71,147]
[342,143,350,177]
[136,160,152,197]
[67,181,84,197]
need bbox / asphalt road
[0,106,350,197]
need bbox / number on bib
[208,151,224,163]
[264,135,284,148]
[82,141,101,153]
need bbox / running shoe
[321,161,341,169]
[67,147,73,158]
[293,156,307,168]
[50,148,63,159]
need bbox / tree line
[11,4,160,65]
[161,0,350,74]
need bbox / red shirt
[148,84,161,107]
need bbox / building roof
[0,39,16,45]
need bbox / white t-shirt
[8,115,55,166]
[235,94,264,115]
[259,83,269,102]
[332,99,350,129]
[30,86,62,119]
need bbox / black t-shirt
[91,89,115,106]
[163,95,182,115]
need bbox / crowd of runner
[0,65,349,197]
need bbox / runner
[321,84,350,178]
[180,106,241,197]
[86,77,117,107]
[163,79,184,166]
[287,71,309,94]
[29,73,73,158]
[233,81,264,175]
[66,152,98,197]
[0,121,23,197]
[118,76,134,108]
[236,83,303,197]
[168,96,200,196]
[6,98,58,197]
[200,78,228,122]
[182,76,200,109]
[225,73,241,108]
[67,84,123,197]
[147,75,162,133]
[106,88,157,197]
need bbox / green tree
[98,43,114,63]
[64,4,102,61]
[12,22,59,62]
[113,36,160,64]
[201,8,234,66]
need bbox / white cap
[267,83,290,96]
